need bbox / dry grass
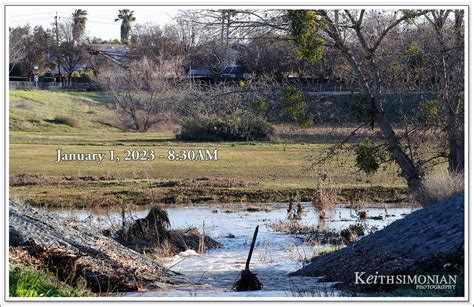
[266,219,308,234]
[312,180,338,219]
[144,241,176,262]
[53,114,80,128]
[416,171,464,207]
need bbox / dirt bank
[10,174,408,208]
[9,200,184,293]
[290,193,464,293]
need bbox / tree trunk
[374,103,422,190]
[447,108,464,174]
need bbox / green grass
[9,141,405,190]
[9,90,410,207]
[9,89,119,132]
[9,264,93,297]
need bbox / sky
[6,6,180,40]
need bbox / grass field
[9,89,409,208]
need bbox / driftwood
[233,225,262,291]
[9,200,183,293]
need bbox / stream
[50,202,417,297]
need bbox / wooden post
[245,225,259,271]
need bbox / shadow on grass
[114,138,176,143]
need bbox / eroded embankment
[291,194,464,292]
[9,200,185,293]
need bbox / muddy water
[51,203,417,297]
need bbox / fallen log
[9,200,183,293]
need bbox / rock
[291,194,465,291]
[9,200,182,292]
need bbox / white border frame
[1,1,470,305]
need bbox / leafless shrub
[96,56,184,131]
[312,179,338,220]
[53,114,80,127]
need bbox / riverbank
[9,200,186,294]
[10,173,409,208]
[10,199,416,297]
[291,193,465,296]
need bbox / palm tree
[115,9,136,43]
[72,9,87,44]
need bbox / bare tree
[287,10,429,190]
[97,57,183,131]
[130,23,186,68]
[56,21,86,85]
[8,27,27,73]
[8,25,55,77]
[424,10,464,174]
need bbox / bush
[416,171,464,207]
[52,114,80,128]
[178,112,275,142]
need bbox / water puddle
[49,203,417,297]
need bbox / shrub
[416,171,464,207]
[355,139,380,175]
[282,86,312,128]
[52,114,80,128]
[178,112,275,142]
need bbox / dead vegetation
[9,201,182,293]
[9,173,120,187]
[152,177,260,189]
[415,171,464,207]
[52,114,81,128]
[114,206,222,257]
[10,172,408,209]
[312,179,338,220]
[266,219,344,245]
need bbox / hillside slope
[9,90,119,132]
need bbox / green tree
[115,9,136,43]
[288,10,427,190]
[72,9,87,44]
